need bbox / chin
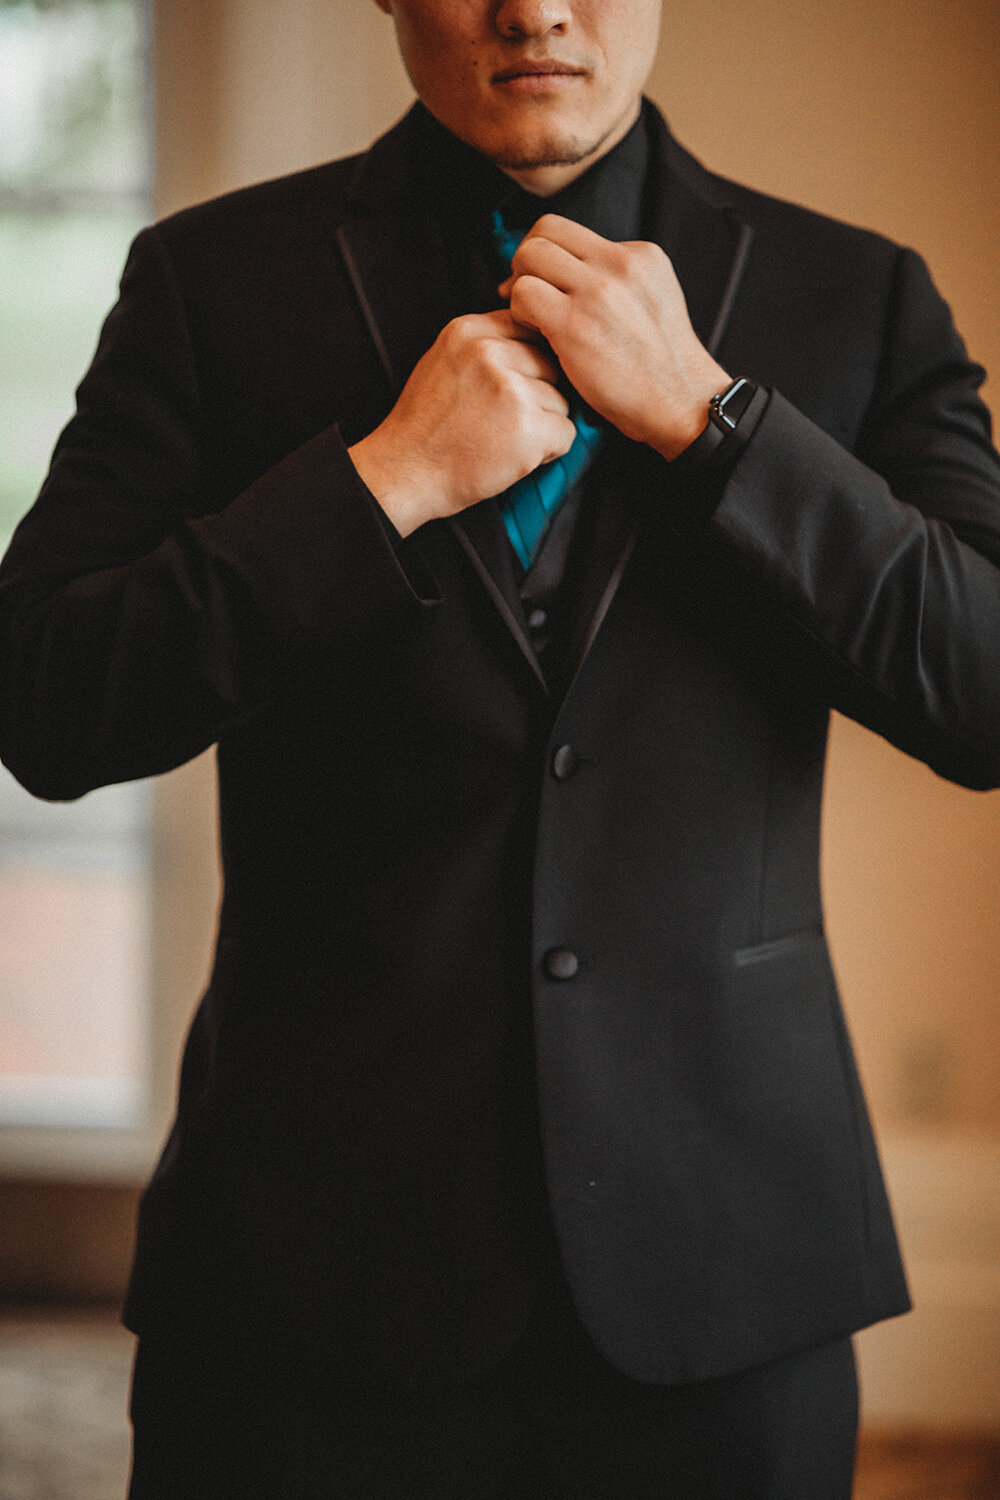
[482,104,628,176]
[486,127,601,174]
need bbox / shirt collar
[408,101,650,244]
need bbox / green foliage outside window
[0,0,148,544]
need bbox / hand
[349,309,576,537]
[500,215,730,461]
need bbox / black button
[551,744,579,781]
[543,947,579,981]
[528,608,548,631]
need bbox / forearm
[0,418,437,801]
[704,386,1000,789]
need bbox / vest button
[551,744,579,781]
[543,947,579,981]
[527,607,548,631]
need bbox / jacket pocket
[733,924,825,968]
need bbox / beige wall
[153,0,413,215]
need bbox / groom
[3,0,1000,1494]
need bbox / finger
[510,234,587,294]
[479,307,545,341]
[482,306,555,355]
[541,413,578,463]
[508,274,568,337]
[526,377,570,418]
[521,213,611,262]
[496,337,563,387]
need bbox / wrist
[672,376,763,473]
[648,365,732,462]
[348,433,437,539]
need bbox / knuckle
[435,321,462,357]
[508,281,535,320]
[513,241,541,275]
[636,240,667,272]
[444,312,480,344]
[482,365,509,405]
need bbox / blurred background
[0,0,997,1495]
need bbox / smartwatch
[678,377,759,468]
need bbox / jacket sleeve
[0,223,439,800]
[706,246,1000,790]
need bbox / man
[2,0,999,1495]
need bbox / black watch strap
[676,377,760,469]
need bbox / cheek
[598,0,661,87]
[392,10,466,87]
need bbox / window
[0,0,153,1159]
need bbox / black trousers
[127,1273,858,1500]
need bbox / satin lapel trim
[337,200,547,692]
[335,211,456,396]
[562,128,754,690]
[645,107,757,361]
[560,439,652,695]
[449,504,549,695]
[650,188,754,361]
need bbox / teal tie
[491,210,603,569]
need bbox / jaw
[478,91,642,193]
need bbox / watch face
[716,378,755,429]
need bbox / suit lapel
[449,503,548,693]
[335,212,453,402]
[336,112,544,686]
[334,104,755,697]
[645,112,755,360]
[561,110,755,688]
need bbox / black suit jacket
[3,103,1000,1384]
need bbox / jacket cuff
[672,383,770,479]
[189,423,442,648]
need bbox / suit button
[543,947,579,980]
[551,744,579,781]
[528,607,548,631]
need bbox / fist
[502,215,730,460]
[349,310,577,537]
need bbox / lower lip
[493,72,585,93]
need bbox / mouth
[492,59,587,85]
